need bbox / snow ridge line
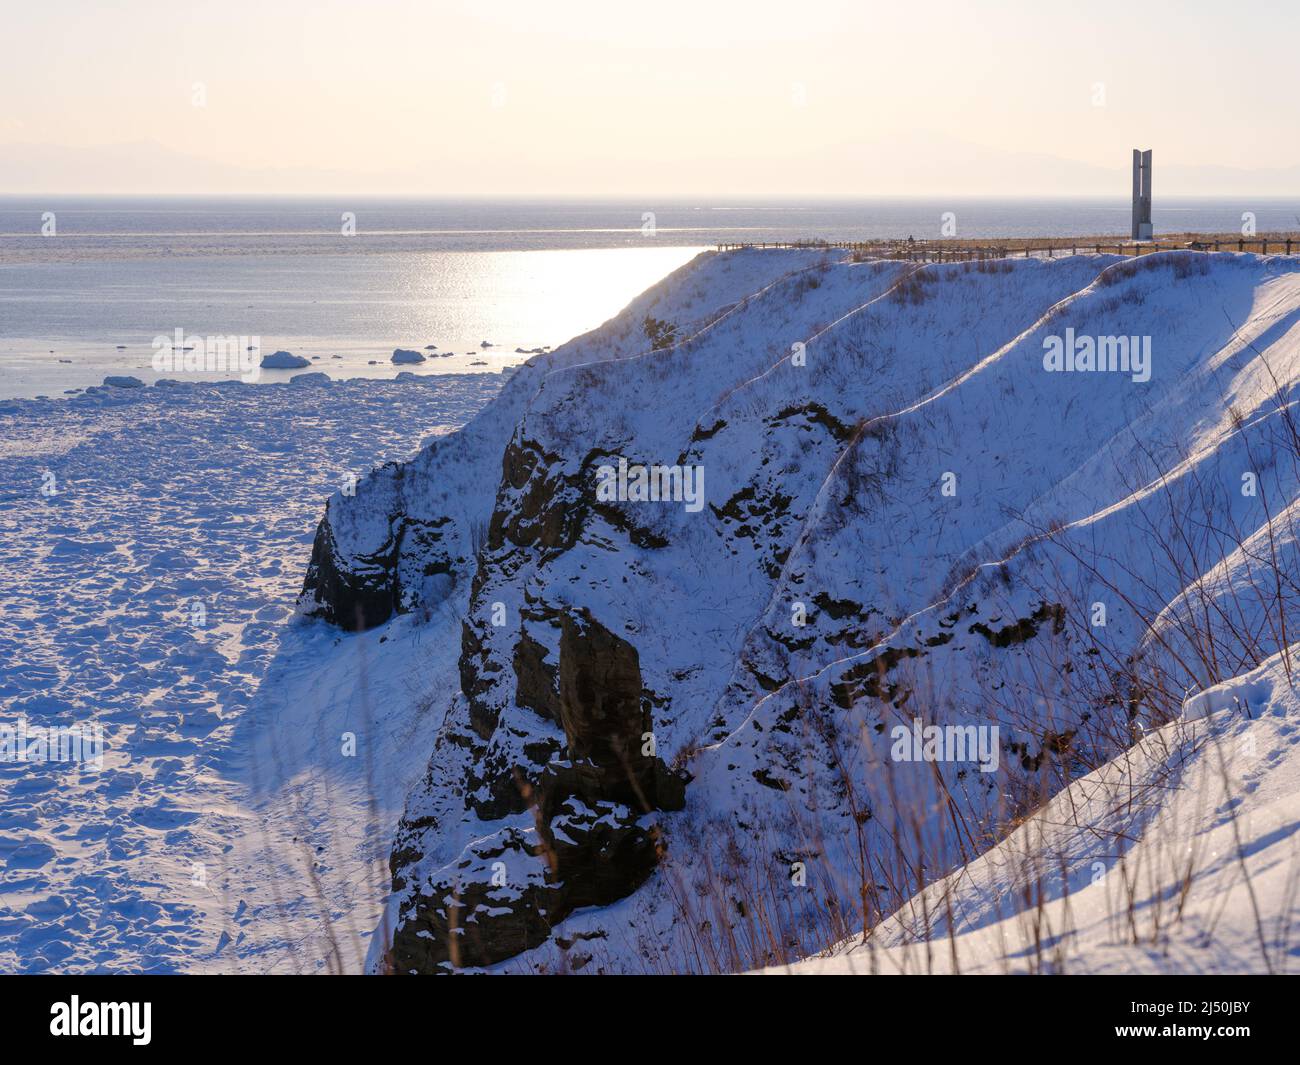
[537,249,846,383]
[698,252,1225,752]
[701,260,921,417]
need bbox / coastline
[0,244,707,399]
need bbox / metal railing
[714,238,1300,260]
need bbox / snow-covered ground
[771,646,1300,974]
[0,374,502,972]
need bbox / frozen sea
[0,375,503,972]
[3,196,1298,399]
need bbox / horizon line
[2,191,1298,201]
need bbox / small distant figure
[907,235,915,244]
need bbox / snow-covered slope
[299,247,1300,974]
[772,645,1299,974]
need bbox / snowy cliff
[300,247,1300,973]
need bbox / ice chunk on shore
[261,350,311,369]
[103,375,144,388]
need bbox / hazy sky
[4,0,1299,195]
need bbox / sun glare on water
[405,245,708,349]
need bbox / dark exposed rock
[557,612,649,784]
[488,436,584,553]
[770,402,854,443]
[591,502,671,549]
[968,602,1065,647]
[811,592,869,621]
[460,621,502,741]
[830,645,923,708]
[753,767,791,791]
[301,510,402,631]
[513,630,560,723]
[301,501,456,631]
[389,609,687,972]
[690,418,728,442]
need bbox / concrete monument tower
[1131,148,1153,240]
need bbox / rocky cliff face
[303,247,1300,973]
[298,250,833,630]
[388,609,684,971]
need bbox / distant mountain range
[3,136,1299,197]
